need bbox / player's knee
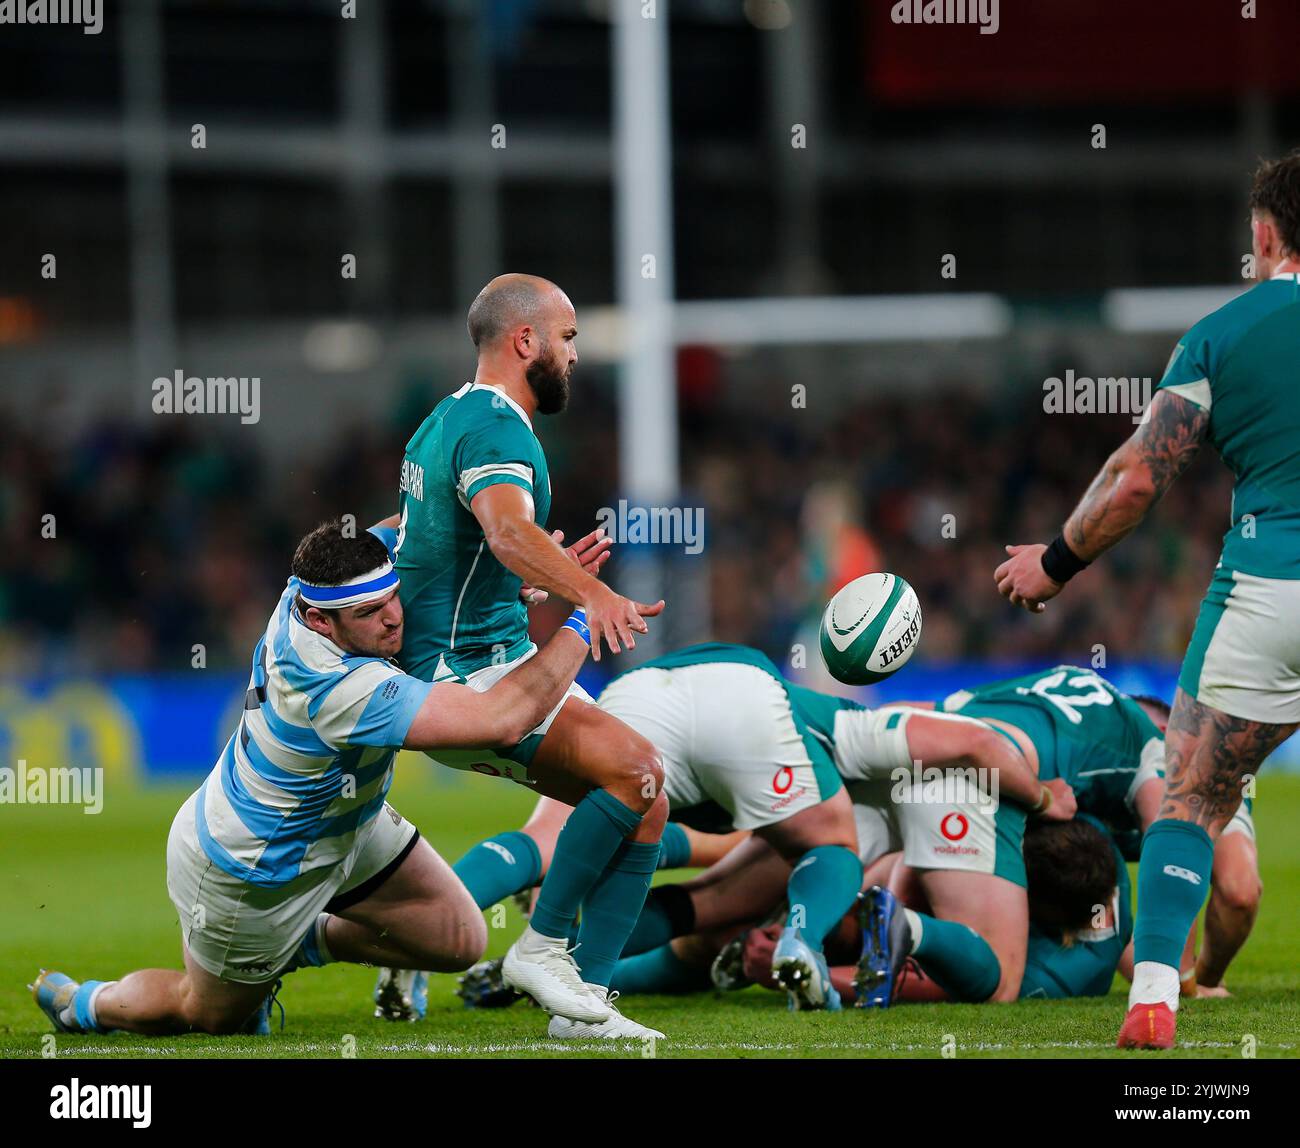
[611,737,664,813]
[460,913,490,967]
[988,951,1021,1002]
[990,977,1021,1003]
[1214,870,1262,918]
[425,899,490,971]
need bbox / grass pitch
[3,762,1298,1059]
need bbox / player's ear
[513,324,534,360]
[302,606,333,638]
[1254,212,1280,262]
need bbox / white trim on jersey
[452,381,535,431]
[1161,377,1212,412]
[456,461,535,510]
[450,539,486,650]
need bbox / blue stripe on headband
[298,567,399,607]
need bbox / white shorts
[597,661,833,831]
[1221,800,1256,841]
[167,792,418,983]
[850,780,904,868]
[843,707,1028,886]
[422,643,594,783]
[1183,569,1300,724]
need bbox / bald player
[385,274,669,1040]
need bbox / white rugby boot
[547,988,665,1041]
[502,926,611,1023]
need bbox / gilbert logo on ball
[819,572,922,685]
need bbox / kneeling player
[31,521,597,1037]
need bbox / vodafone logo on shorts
[769,766,807,813]
[939,812,969,841]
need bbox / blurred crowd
[692,380,1232,670]
[0,365,1233,677]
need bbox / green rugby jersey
[938,665,1164,832]
[1157,273,1300,578]
[393,383,551,679]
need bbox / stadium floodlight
[1102,285,1244,333]
[672,293,1014,346]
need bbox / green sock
[575,840,662,987]
[910,912,1001,1002]
[610,944,712,995]
[785,845,863,948]
[530,789,643,940]
[1133,818,1213,969]
[453,831,542,911]
[658,822,691,869]
[620,884,696,957]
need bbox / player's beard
[526,346,571,414]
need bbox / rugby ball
[819,573,922,685]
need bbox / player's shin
[784,845,863,949]
[1130,818,1214,1010]
[453,830,543,910]
[573,839,663,988]
[610,883,696,957]
[610,943,712,995]
[528,788,645,939]
[909,912,1002,1002]
[657,822,692,870]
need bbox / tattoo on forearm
[1065,393,1208,558]
[1160,692,1297,831]
[1068,459,1125,554]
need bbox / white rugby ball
[819,573,922,685]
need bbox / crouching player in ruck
[416,643,1056,1013]
[610,666,1079,1006]
[30,521,602,1037]
[571,668,1260,1010]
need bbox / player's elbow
[1106,453,1158,510]
[1116,472,1157,510]
[968,725,1014,774]
[480,517,526,566]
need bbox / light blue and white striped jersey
[189,576,433,888]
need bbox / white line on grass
[32,1038,1295,1057]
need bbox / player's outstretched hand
[583,583,665,662]
[1036,778,1077,821]
[994,543,1062,614]
[562,526,613,579]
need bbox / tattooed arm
[1063,390,1210,560]
[995,391,1210,612]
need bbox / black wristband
[1041,534,1090,583]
